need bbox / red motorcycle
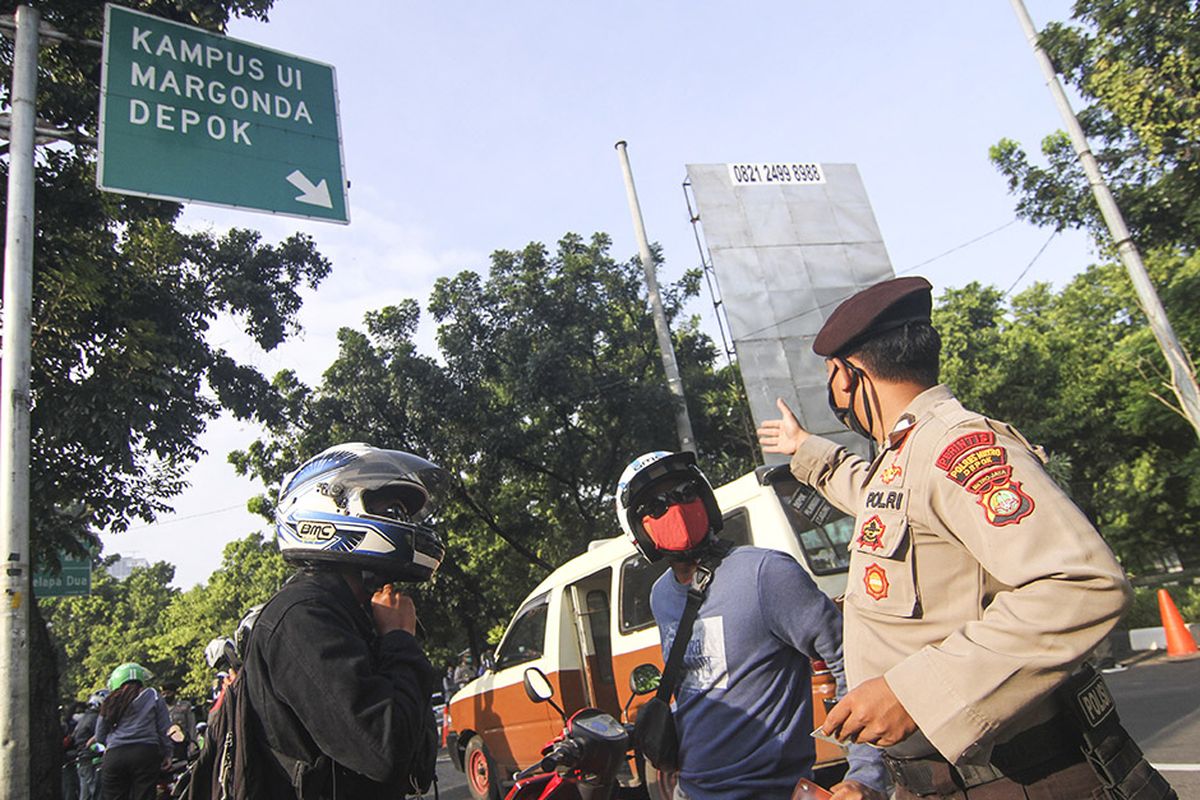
[504,665,659,800]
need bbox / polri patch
[937,430,1036,527]
[857,515,886,551]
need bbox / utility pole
[0,6,39,795]
[1011,0,1200,441]
[615,141,697,454]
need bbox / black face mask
[361,570,393,597]
[826,360,876,441]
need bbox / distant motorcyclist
[95,663,173,800]
[71,691,106,800]
[161,682,197,760]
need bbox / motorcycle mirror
[629,663,662,696]
[522,667,567,721]
[523,668,555,703]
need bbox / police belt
[882,712,1084,794]
[883,665,1176,800]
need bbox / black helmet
[615,451,722,562]
[275,443,447,582]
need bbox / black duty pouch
[633,561,719,772]
[1056,663,1176,800]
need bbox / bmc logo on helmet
[296,521,337,542]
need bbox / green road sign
[33,554,91,598]
[98,4,349,223]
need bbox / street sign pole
[0,5,39,795]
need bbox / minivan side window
[720,508,752,547]
[494,594,550,670]
[619,555,669,633]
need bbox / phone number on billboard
[726,162,825,186]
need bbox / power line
[897,219,1019,275]
[1004,230,1058,296]
[123,503,250,532]
[738,218,1024,339]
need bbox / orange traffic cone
[1157,589,1199,660]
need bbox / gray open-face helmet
[275,443,447,582]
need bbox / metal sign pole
[1011,0,1200,441]
[615,141,697,454]
[0,5,39,796]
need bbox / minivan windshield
[771,477,852,575]
[494,593,550,670]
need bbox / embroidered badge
[937,430,1037,527]
[857,515,886,551]
[863,563,890,601]
[945,446,1007,486]
[936,432,995,470]
[880,464,902,484]
[977,479,1035,526]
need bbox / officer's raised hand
[757,398,811,455]
[822,676,917,748]
[372,583,418,636]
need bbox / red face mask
[642,498,710,552]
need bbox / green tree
[44,533,288,705]
[984,1,1200,570]
[934,270,1200,571]
[232,232,757,662]
[41,560,179,702]
[990,0,1200,251]
[149,533,289,700]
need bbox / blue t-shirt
[651,546,885,799]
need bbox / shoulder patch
[976,480,1035,526]
[936,431,995,470]
[937,430,1036,526]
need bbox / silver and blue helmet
[275,443,447,582]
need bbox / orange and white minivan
[446,464,854,800]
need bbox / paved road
[434,750,470,800]
[1106,653,1200,797]
[430,653,1200,799]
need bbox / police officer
[757,277,1174,798]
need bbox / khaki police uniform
[789,384,1132,767]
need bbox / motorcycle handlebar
[513,739,582,781]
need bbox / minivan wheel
[645,765,677,800]
[465,736,500,800]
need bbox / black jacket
[242,570,437,800]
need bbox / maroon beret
[812,276,933,357]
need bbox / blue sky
[99,0,1101,587]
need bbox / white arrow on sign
[286,169,333,209]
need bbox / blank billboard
[684,162,894,456]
